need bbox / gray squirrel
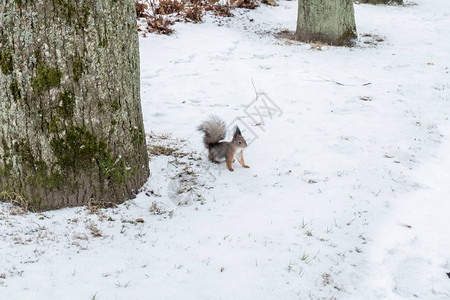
[197,116,249,172]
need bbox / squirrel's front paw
[228,168,234,172]
[244,165,250,168]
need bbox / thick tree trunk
[296,0,357,46]
[0,0,149,211]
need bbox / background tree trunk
[0,0,149,211]
[296,0,357,46]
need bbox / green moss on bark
[31,62,62,95]
[33,161,64,189]
[14,0,23,8]
[58,91,76,118]
[77,5,91,29]
[98,37,108,48]
[51,0,76,21]
[10,80,21,101]
[51,126,128,184]
[0,51,13,75]
[11,140,64,190]
[340,28,357,45]
[111,99,120,111]
[131,125,145,146]
[72,55,84,82]
[49,115,60,133]
[51,0,92,29]
[14,139,34,166]
[0,139,13,176]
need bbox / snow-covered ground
[1,1,450,299]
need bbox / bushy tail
[197,116,226,149]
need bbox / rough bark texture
[0,0,149,211]
[296,0,357,46]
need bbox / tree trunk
[0,0,149,211]
[296,0,357,46]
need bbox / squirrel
[197,116,250,172]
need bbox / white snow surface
[1,1,450,299]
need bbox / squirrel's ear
[234,126,242,137]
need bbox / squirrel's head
[232,126,247,149]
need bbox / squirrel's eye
[238,141,242,144]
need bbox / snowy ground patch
[1,0,450,299]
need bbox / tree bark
[296,0,357,46]
[0,0,149,211]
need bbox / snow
[1,0,450,299]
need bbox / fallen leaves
[359,96,372,101]
[400,223,412,229]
